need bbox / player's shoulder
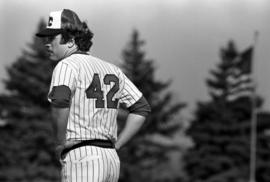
[62,53,83,64]
[53,55,81,74]
[90,54,124,73]
[60,53,87,68]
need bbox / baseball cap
[36,9,82,37]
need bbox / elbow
[128,96,151,117]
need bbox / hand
[64,140,79,149]
[115,142,122,150]
[55,144,65,161]
[55,144,65,166]
[55,140,80,162]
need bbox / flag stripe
[226,46,254,101]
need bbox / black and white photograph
[0,0,270,181]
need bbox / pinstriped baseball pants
[61,146,120,182]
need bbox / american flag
[226,46,254,101]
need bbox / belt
[61,139,115,158]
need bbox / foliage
[0,20,60,182]
[118,30,187,182]
[183,40,270,182]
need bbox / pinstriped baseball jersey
[48,53,142,143]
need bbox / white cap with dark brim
[36,9,82,37]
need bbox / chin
[49,56,60,61]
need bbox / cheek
[58,45,67,54]
[55,45,67,59]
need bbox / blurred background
[0,0,270,182]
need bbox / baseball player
[36,9,151,182]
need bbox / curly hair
[61,22,94,52]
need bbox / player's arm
[49,85,80,159]
[115,96,151,150]
[49,85,72,158]
[51,107,70,146]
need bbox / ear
[67,38,76,48]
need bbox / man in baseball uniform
[36,9,151,182]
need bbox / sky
[0,0,270,118]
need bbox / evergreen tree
[256,112,270,182]
[184,41,270,182]
[117,30,187,182]
[0,20,60,182]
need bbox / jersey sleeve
[127,96,151,117]
[119,73,142,108]
[48,61,76,106]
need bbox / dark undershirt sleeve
[127,96,151,117]
[48,85,72,108]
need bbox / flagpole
[249,31,259,182]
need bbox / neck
[63,46,78,59]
